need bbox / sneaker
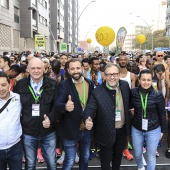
[123,149,134,160]
[138,167,145,170]
[75,152,79,164]
[158,141,162,147]
[96,149,100,158]
[57,152,65,165]
[166,148,170,158]
[156,150,159,157]
[37,148,44,163]
[56,148,61,158]
[128,142,133,150]
[89,149,95,160]
[143,147,146,153]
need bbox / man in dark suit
[55,59,94,170]
[84,63,131,170]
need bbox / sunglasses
[157,55,163,57]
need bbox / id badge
[152,81,157,90]
[142,119,148,131]
[32,104,40,116]
[115,110,121,121]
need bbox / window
[32,0,36,5]
[45,1,47,8]
[1,0,9,8]
[39,15,43,23]
[14,6,19,23]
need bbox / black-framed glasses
[157,55,163,57]
[105,73,119,77]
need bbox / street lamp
[28,7,57,52]
[74,0,96,52]
[136,16,154,50]
[83,25,97,51]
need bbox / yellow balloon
[87,38,92,44]
[95,26,115,46]
[136,34,146,44]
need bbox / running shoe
[37,148,44,163]
[57,152,65,165]
[123,149,134,160]
[89,149,95,160]
[156,150,159,157]
[128,142,133,150]
[75,152,79,164]
[56,148,61,158]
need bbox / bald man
[154,51,169,106]
[14,58,57,170]
[27,54,34,62]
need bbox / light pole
[74,0,96,53]
[136,16,154,50]
[83,25,97,51]
[28,7,57,52]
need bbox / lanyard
[106,83,120,108]
[140,93,148,118]
[28,85,43,103]
[75,81,86,106]
[116,93,120,108]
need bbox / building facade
[0,0,78,54]
[166,0,170,37]
[124,25,150,51]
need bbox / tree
[132,29,169,50]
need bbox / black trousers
[100,125,127,170]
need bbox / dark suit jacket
[55,77,94,140]
[83,80,131,147]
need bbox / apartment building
[124,25,150,51]
[0,0,78,54]
[0,0,20,54]
[166,0,170,36]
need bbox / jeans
[131,126,161,170]
[100,125,126,170]
[23,131,56,170]
[0,141,22,170]
[62,130,91,170]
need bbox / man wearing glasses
[84,63,131,170]
[154,52,169,106]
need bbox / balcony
[166,20,170,26]
[32,19,37,26]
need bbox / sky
[78,0,166,48]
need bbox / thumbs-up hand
[85,117,93,130]
[43,114,50,128]
[65,95,74,112]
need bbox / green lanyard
[75,81,86,107]
[116,93,120,108]
[28,85,43,103]
[140,93,148,118]
[106,83,120,108]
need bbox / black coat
[54,77,94,140]
[83,80,131,148]
[131,87,166,133]
[14,76,57,137]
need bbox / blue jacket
[131,87,166,133]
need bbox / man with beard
[55,59,94,170]
[119,55,136,89]
[59,54,68,76]
[118,54,135,161]
[84,57,105,88]
[84,63,131,170]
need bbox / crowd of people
[0,50,169,170]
